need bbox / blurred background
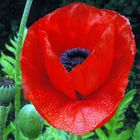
[0,0,140,136]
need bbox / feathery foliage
[0,29,27,80]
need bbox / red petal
[28,81,120,136]
[21,26,76,100]
[38,30,77,100]
[37,3,115,56]
[70,24,115,96]
[20,29,48,100]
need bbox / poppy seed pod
[0,77,15,105]
[18,104,44,139]
[20,2,136,135]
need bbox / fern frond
[5,44,16,55]
[0,28,27,79]
[0,58,15,79]
[0,38,17,79]
[1,53,15,65]
[9,38,17,48]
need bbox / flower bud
[18,104,44,139]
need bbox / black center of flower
[0,77,14,87]
[60,48,91,72]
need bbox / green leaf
[3,122,15,140]
[10,38,17,48]
[119,89,136,112]
[82,132,94,140]
[1,52,15,65]
[0,58,15,79]
[133,122,140,140]
[0,35,18,79]
[118,129,132,140]
[95,128,108,140]
[115,122,123,130]
[5,44,16,55]
[36,124,68,140]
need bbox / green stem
[15,0,33,139]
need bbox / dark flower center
[60,48,91,72]
[60,48,90,101]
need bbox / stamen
[60,48,90,72]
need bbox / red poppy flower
[20,2,136,135]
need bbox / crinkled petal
[21,29,48,100]
[28,79,120,135]
[38,30,76,100]
[70,23,114,96]
[37,3,115,55]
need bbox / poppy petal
[21,26,76,100]
[20,29,48,100]
[37,3,115,56]
[37,30,77,100]
[28,79,120,135]
[70,23,115,96]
